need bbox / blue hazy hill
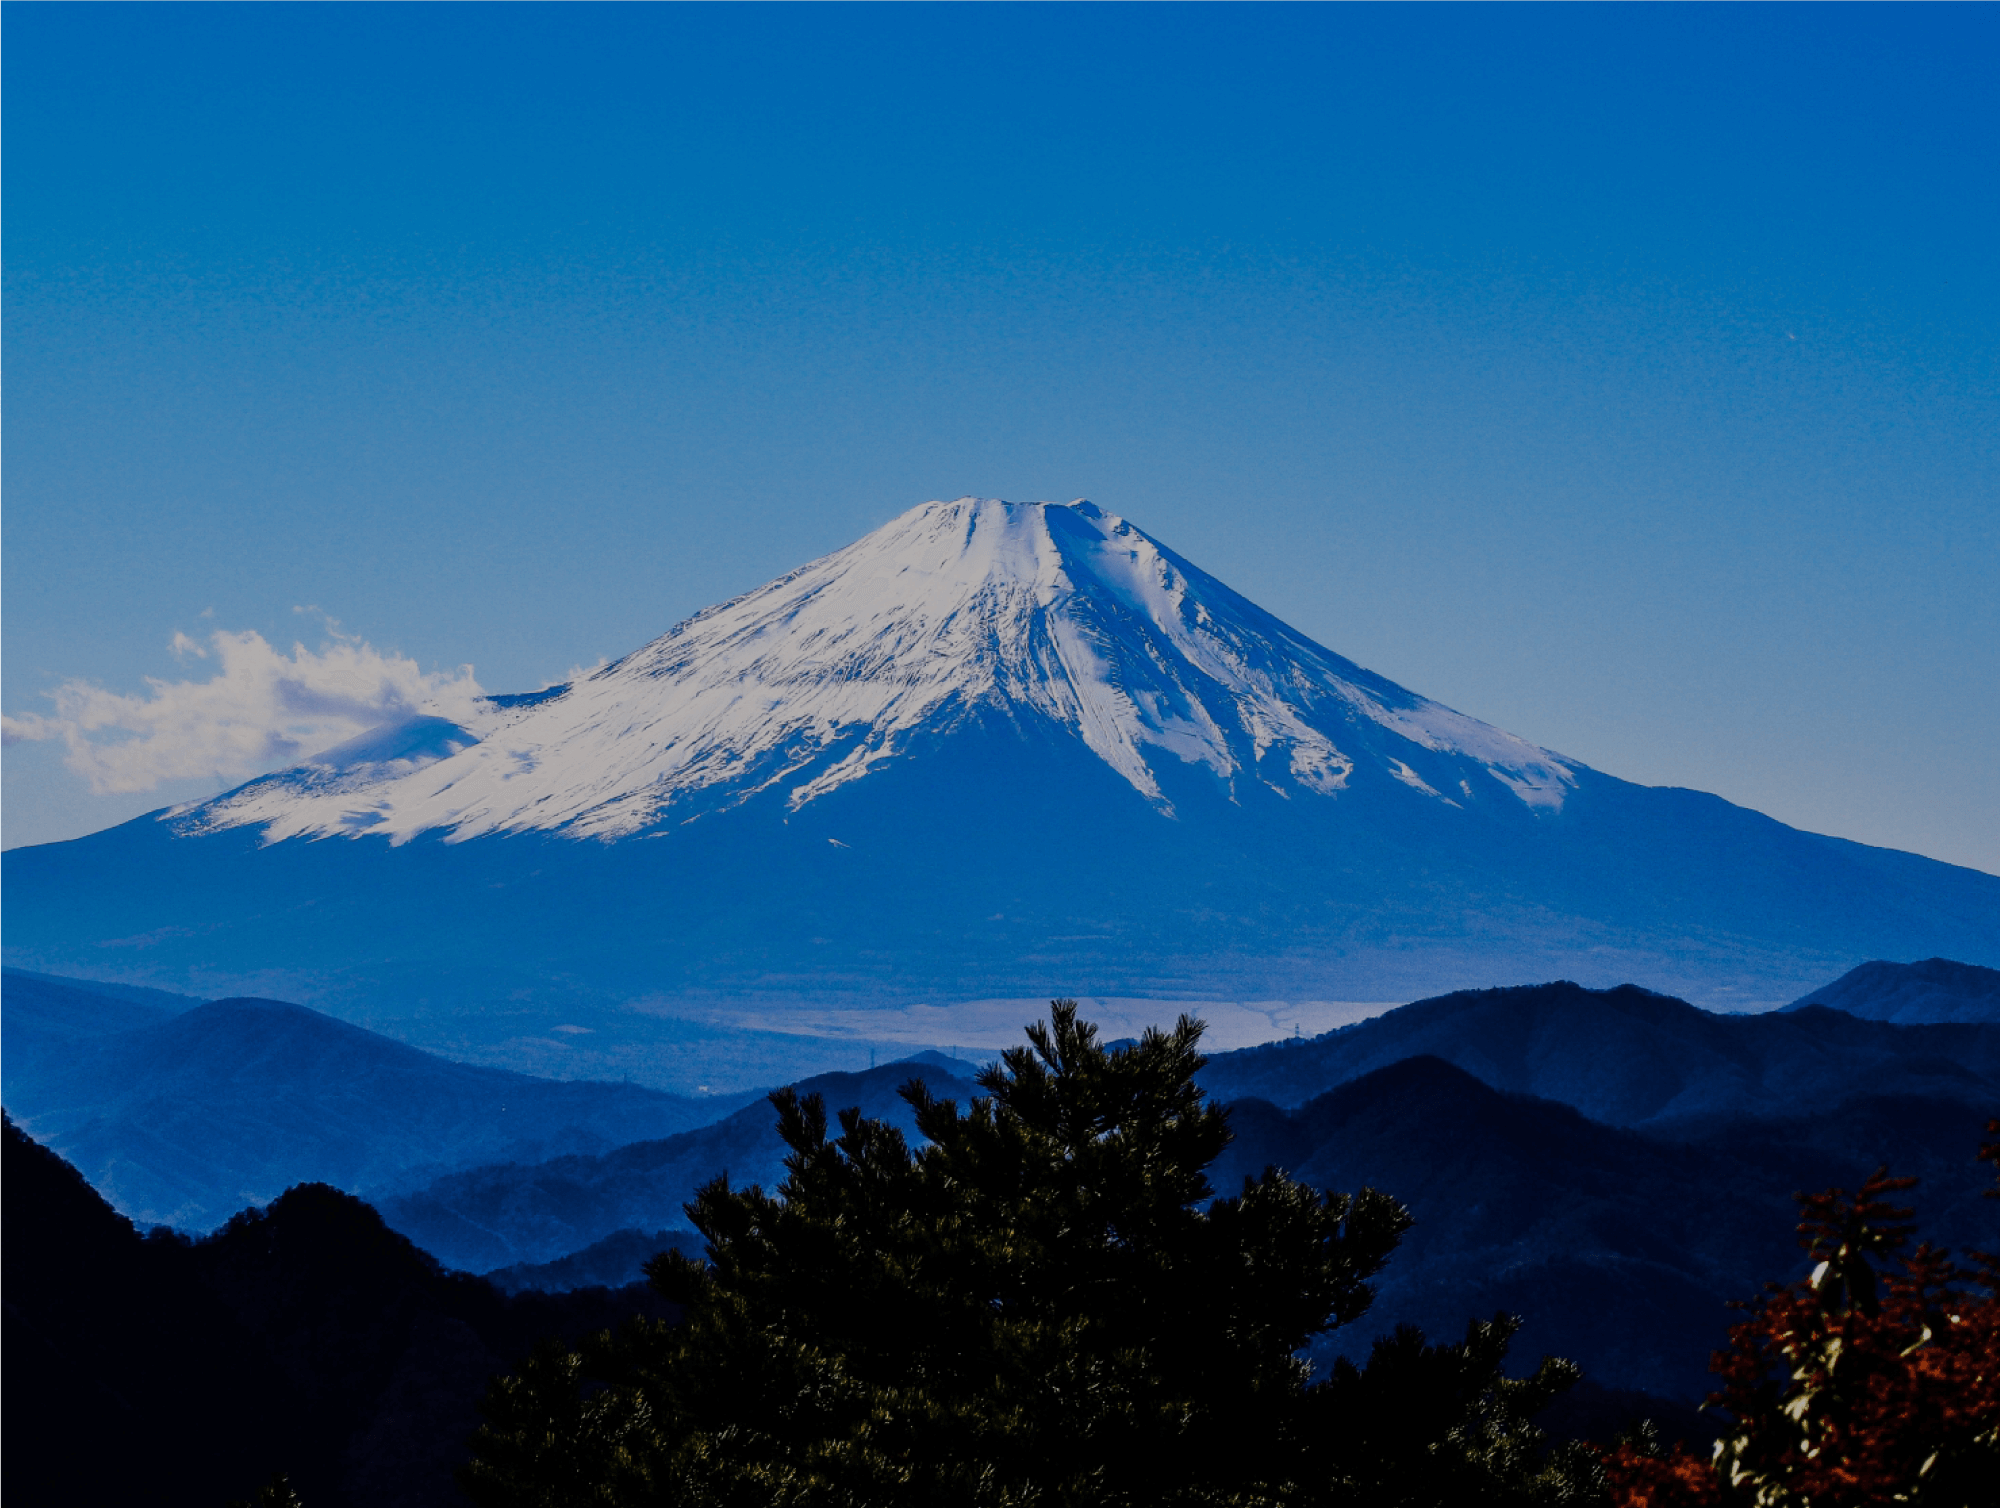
[1,977,756,1230]
[1,1113,677,1508]
[482,1227,704,1295]
[1783,957,2000,1025]
[2,968,207,1085]
[380,1054,985,1272]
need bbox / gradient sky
[5,4,1996,871]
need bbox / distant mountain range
[1215,1056,1995,1400]
[380,1054,985,1272]
[9,966,1996,1250]
[1194,979,2000,1122]
[1,969,754,1229]
[6,498,1995,1090]
[6,967,1997,1413]
[378,1020,1997,1400]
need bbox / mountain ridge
[1193,980,2000,1122]
[1,979,757,1229]
[1784,957,2000,1025]
[378,1056,984,1271]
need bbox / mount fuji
[7,498,1996,1089]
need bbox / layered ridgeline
[1,970,753,1230]
[378,996,2000,1401]
[10,967,1997,1407]
[6,498,1997,1086]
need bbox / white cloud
[1,628,486,795]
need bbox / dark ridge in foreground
[0,1114,675,1508]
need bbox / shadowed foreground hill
[1212,1056,1999,1398]
[2,982,755,1230]
[382,1047,1999,1400]
[1,1115,675,1508]
[1195,981,2000,1122]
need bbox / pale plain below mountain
[8,498,1997,1092]
[0,969,755,1231]
[1782,956,2000,1025]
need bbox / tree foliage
[1600,1122,2000,1508]
[463,1003,1595,1507]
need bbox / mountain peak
[171,496,1577,845]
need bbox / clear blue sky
[5,3,1996,871]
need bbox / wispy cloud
[2,624,485,795]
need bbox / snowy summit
[175,497,1576,845]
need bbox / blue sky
[5,3,1996,871]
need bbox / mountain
[382,1044,2000,1399]
[1,968,204,1085]
[1194,981,2000,1124]
[380,1055,984,1271]
[4,966,206,1015]
[2,1115,671,1508]
[1784,957,2000,1025]
[2,984,755,1230]
[482,1226,703,1295]
[7,498,1997,1090]
[1210,1057,1998,1400]
[170,498,1582,843]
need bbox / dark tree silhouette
[464,1002,1596,1506]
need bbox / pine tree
[464,1002,1590,1507]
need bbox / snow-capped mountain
[7,496,1997,1093]
[177,498,1574,844]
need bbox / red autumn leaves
[1600,1123,2000,1507]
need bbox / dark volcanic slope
[1195,981,2000,1125]
[3,991,755,1230]
[382,1056,982,1272]
[1785,957,2000,1025]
